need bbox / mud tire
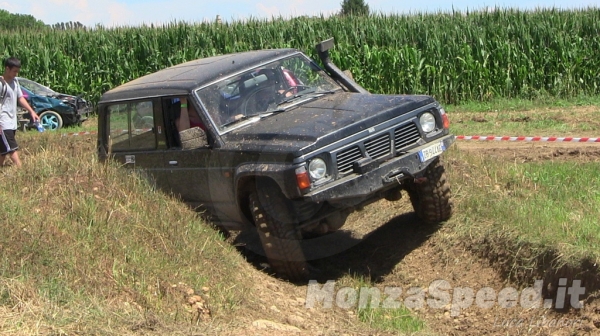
[407,158,453,224]
[249,181,308,282]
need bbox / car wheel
[406,158,453,224]
[248,180,308,282]
[39,111,64,130]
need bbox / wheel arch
[236,175,283,226]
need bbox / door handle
[169,160,178,166]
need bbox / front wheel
[248,181,308,282]
[39,111,63,130]
[406,159,453,224]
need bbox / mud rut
[232,142,600,336]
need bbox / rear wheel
[248,180,308,282]
[39,111,63,130]
[406,159,453,224]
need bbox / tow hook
[383,168,411,184]
[414,177,428,184]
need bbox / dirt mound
[234,196,599,335]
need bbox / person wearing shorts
[0,57,40,168]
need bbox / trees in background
[0,9,46,30]
[340,0,370,16]
[0,10,84,31]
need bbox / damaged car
[18,77,91,130]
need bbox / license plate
[418,141,445,162]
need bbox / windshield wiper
[276,89,316,106]
[220,114,260,128]
[224,90,341,123]
[277,89,337,106]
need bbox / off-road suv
[97,38,454,281]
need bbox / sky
[1,0,598,27]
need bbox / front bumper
[303,134,455,203]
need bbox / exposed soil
[229,197,599,335]
[227,140,600,335]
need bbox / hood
[25,88,75,114]
[220,92,434,155]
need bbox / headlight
[308,158,327,180]
[419,112,436,133]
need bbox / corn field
[1,7,599,105]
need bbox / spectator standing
[0,57,40,167]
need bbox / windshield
[17,78,57,96]
[195,53,342,133]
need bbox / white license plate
[418,141,446,162]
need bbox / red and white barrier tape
[456,135,600,142]
[62,131,98,137]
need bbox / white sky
[1,0,598,27]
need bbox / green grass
[449,112,600,136]
[445,95,600,113]
[331,276,427,334]
[358,306,425,333]
[444,147,600,273]
[445,96,600,136]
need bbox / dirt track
[32,127,599,335]
[232,140,600,335]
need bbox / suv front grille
[334,121,422,175]
[364,133,391,160]
[394,123,420,150]
[336,146,362,174]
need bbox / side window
[108,101,156,151]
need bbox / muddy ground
[222,141,600,336]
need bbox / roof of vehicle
[99,48,300,103]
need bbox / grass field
[446,147,600,261]
[1,98,599,334]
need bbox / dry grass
[0,132,254,334]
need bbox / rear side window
[108,101,156,151]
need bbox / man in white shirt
[0,57,40,168]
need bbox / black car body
[97,39,454,281]
[18,77,91,130]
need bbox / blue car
[17,77,91,130]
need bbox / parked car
[97,38,455,281]
[17,77,91,130]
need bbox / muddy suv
[97,38,454,281]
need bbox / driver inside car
[228,68,298,123]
